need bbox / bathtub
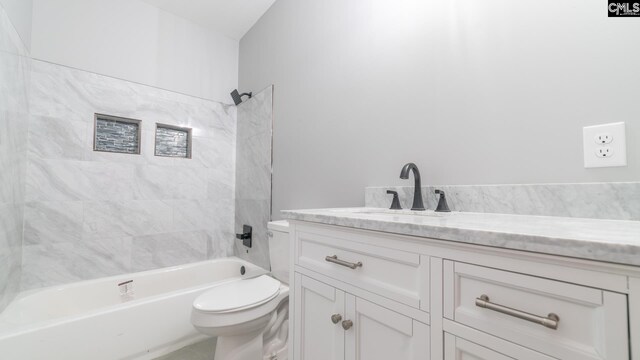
[0,257,266,360]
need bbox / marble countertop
[281,208,640,267]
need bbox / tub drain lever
[118,280,135,301]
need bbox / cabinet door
[294,274,345,360]
[344,294,429,360]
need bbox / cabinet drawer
[444,332,554,360]
[444,262,629,360]
[295,229,428,309]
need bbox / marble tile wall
[365,182,640,220]
[21,60,237,290]
[234,86,273,270]
[0,4,30,311]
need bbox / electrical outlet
[594,133,613,144]
[595,147,613,158]
[583,122,626,168]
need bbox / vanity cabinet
[289,221,639,360]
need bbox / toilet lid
[193,275,281,313]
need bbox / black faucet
[400,163,425,211]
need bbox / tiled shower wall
[0,5,30,311]
[21,60,237,290]
[234,86,273,270]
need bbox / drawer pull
[475,295,560,330]
[325,255,363,269]
[331,314,342,324]
[342,320,353,330]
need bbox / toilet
[191,221,290,360]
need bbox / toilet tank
[268,220,290,284]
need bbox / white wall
[0,0,32,49]
[239,0,640,218]
[31,0,238,102]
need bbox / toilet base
[192,285,290,360]
[263,344,287,360]
[215,329,264,360]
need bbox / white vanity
[283,208,640,360]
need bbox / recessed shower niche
[154,124,192,158]
[93,114,142,154]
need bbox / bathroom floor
[153,339,216,360]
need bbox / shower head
[230,89,253,106]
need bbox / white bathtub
[0,257,266,360]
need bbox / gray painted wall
[239,0,640,219]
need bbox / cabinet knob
[341,320,353,330]
[331,314,342,324]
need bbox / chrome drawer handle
[342,320,353,330]
[475,295,560,330]
[331,314,342,324]
[325,255,363,269]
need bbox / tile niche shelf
[93,114,142,154]
[154,123,192,159]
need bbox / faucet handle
[434,190,451,212]
[236,225,253,248]
[386,190,402,210]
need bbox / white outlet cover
[583,122,626,168]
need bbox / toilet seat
[193,275,281,313]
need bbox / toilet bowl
[191,275,289,360]
[191,221,290,360]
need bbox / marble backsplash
[365,182,640,221]
[234,86,273,270]
[0,4,30,311]
[21,60,238,290]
